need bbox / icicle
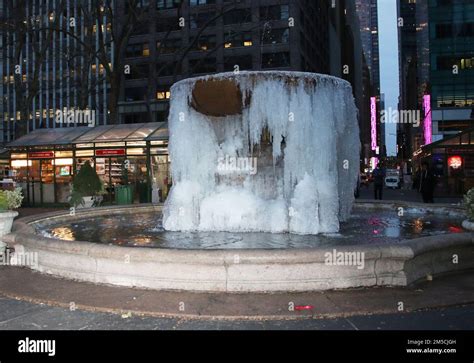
[163,71,360,235]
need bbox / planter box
[0,211,19,252]
[462,219,474,231]
[76,196,94,209]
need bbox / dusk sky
[378,0,400,157]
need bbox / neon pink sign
[371,97,377,151]
[423,94,432,145]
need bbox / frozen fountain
[163,71,361,235]
[6,72,470,294]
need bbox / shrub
[0,188,24,211]
[70,161,102,207]
[0,192,8,210]
[463,188,474,221]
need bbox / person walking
[373,164,385,200]
[418,162,436,203]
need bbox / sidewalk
[0,266,472,320]
[358,187,463,205]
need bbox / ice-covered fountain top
[163,71,360,235]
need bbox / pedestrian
[373,164,385,200]
[418,162,436,203]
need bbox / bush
[70,161,103,207]
[0,188,24,211]
[464,188,474,221]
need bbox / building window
[224,31,253,48]
[436,22,474,39]
[189,58,216,74]
[224,55,252,72]
[157,0,182,10]
[190,0,215,5]
[137,0,150,8]
[192,34,217,51]
[190,11,216,29]
[157,38,182,54]
[223,8,251,25]
[437,56,474,70]
[126,0,149,11]
[125,87,147,102]
[125,64,149,80]
[262,52,290,68]
[157,63,176,77]
[157,17,182,32]
[131,22,149,36]
[261,28,289,45]
[157,88,171,100]
[260,5,289,21]
[125,43,150,58]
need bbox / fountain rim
[4,203,473,293]
[171,70,353,91]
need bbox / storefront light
[151,140,167,145]
[76,143,94,148]
[75,149,94,157]
[127,148,145,155]
[55,151,73,158]
[11,160,32,167]
[52,158,74,166]
[448,156,462,170]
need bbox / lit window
[157,91,171,100]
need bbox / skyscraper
[428,0,474,141]
[355,0,380,94]
[355,0,382,166]
[397,0,474,162]
[0,0,112,142]
[397,0,418,162]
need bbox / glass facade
[0,0,111,143]
[416,127,474,196]
[7,123,170,206]
[429,0,474,136]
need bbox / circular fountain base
[4,203,474,292]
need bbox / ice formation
[163,71,360,235]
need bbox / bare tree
[0,0,67,137]
[1,0,288,132]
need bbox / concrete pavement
[0,265,473,323]
[0,294,472,330]
[358,185,463,204]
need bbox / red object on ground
[295,305,314,311]
[449,226,463,233]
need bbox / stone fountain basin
[4,203,474,293]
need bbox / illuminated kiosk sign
[371,97,377,151]
[96,149,126,156]
[423,94,432,145]
[28,151,55,159]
